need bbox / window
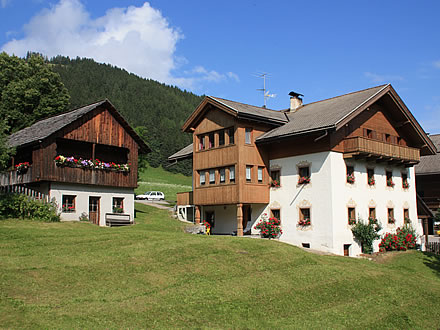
[299,208,311,226]
[348,207,356,225]
[113,197,124,213]
[229,166,235,183]
[271,209,280,222]
[369,207,376,223]
[228,127,235,144]
[245,128,252,144]
[385,133,391,143]
[404,208,410,224]
[270,169,280,187]
[344,244,351,257]
[218,130,225,146]
[62,195,76,213]
[367,168,375,186]
[386,170,394,187]
[258,167,264,183]
[200,171,206,185]
[246,165,252,182]
[302,243,310,248]
[402,173,409,189]
[199,135,205,151]
[346,165,355,184]
[387,208,395,224]
[364,128,373,139]
[220,168,225,183]
[208,133,215,149]
[298,166,310,184]
[209,169,215,184]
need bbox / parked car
[135,191,165,201]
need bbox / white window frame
[209,169,215,184]
[229,166,235,182]
[220,168,225,183]
[257,167,263,182]
[200,171,206,185]
[245,128,252,144]
[246,165,252,182]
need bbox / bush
[0,193,60,222]
[379,225,417,252]
[351,217,382,254]
[254,213,282,239]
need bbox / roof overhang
[335,84,436,156]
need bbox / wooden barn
[1,100,150,226]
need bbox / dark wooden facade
[3,103,144,189]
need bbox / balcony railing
[343,136,420,163]
[0,167,33,186]
[177,191,193,205]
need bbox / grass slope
[136,165,192,203]
[1,204,440,328]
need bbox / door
[89,196,100,225]
[242,205,251,233]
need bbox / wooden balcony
[177,191,193,205]
[343,136,420,165]
[0,167,33,186]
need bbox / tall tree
[0,52,70,133]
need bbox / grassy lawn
[136,165,192,203]
[1,204,440,328]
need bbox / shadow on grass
[422,252,440,278]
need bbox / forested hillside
[50,56,201,175]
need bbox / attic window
[245,128,252,144]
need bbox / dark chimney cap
[289,91,304,98]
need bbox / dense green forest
[49,56,201,175]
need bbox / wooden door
[89,197,100,225]
[242,205,251,232]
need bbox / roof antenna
[255,72,276,108]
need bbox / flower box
[348,218,356,225]
[298,176,310,185]
[387,179,395,187]
[15,162,30,174]
[270,180,280,188]
[346,173,355,184]
[368,177,375,186]
[298,218,311,226]
[388,217,395,224]
[54,155,130,172]
[402,181,409,189]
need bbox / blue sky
[1,0,439,133]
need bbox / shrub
[351,217,382,254]
[379,225,417,252]
[0,193,60,222]
[255,213,282,239]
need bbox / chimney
[289,91,303,112]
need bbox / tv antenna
[255,72,276,107]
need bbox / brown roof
[415,134,440,175]
[8,99,151,153]
[208,97,288,124]
[257,85,388,142]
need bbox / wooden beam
[237,203,243,237]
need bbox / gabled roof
[182,96,287,132]
[415,134,440,175]
[168,143,193,161]
[256,85,436,156]
[8,99,150,153]
[257,85,388,142]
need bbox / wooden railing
[426,242,440,255]
[177,191,193,205]
[0,167,33,186]
[0,184,50,203]
[343,136,420,162]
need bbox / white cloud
[1,0,11,8]
[1,0,238,89]
[364,72,404,83]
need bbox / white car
[136,191,165,201]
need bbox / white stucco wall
[50,182,135,226]
[201,203,265,234]
[266,151,420,256]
